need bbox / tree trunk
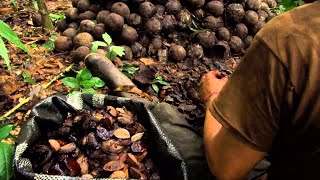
[37,0,53,32]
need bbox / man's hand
[199,71,228,103]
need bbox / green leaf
[77,68,92,81]
[155,75,163,81]
[151,84,159,93]
[0,37,10,70]
[69,91,80,95]
[91,77,105,88]
[49,13,65,22]
[0,142,14,180]
[0,20,30,55]
[61,77,79,88]
[22,72,36,85]
[0,125,14,142]
[110,46,125,57]
[80,79,96,88]
[106,51,117,60]
[157,80,170,86]
[49,35,57,41]
[33,1,38,10]
[91,41,108,53]
[82,88,96,94]
[43,40,54,51]
[102,33,112,45]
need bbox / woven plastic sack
[14,94,213,180]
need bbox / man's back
[258,2,320,178]
[209,1,320,179]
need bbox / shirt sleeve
[210,36,288,152]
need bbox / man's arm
[204,101,266,179]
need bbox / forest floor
[0,0,239,133]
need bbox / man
[199,0,320,179]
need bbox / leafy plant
[151,75,170,93]
[0,20,30,70]
[43,35,57,51]
[22,72,36,85]
[119,64,139,79]
[273,0,304,14]
[33,1,39,10]
[0,124,16,180]
[61,68,105,95]
[91,33,125,60]
[49,13,66,22]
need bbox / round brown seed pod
[62,28,78,40]
[263,0,277,8]
[252,20,265,34]
[203,16,224,31]
[32,13,42,27]
[267,12,276,21]
[56,19,68,32]
[88,4,101,13]
[186,0,205,8]
[131,42,146,58]
[216,27,231,41]
[144,17,162,35]
[104,13,124,32]
[197,31,216,48]
[246,0,262,10]
[96,10,110,24]
[122,45,133,60]
[73,32,94,48]
[72,46,90,63]
[234,23,248,39]
[78,11,96,21]
[77,0,90,12]
[169,44,187,61]
[187,44,204,59]
[206,0,224,17]
[91,23,105,40]
[65,7,79,22]
[165,0,182,15]
[127,13,142,27]
[257,10,268,22]
[80,20,95,33]
[244,10,259,25]
[244,35,253,48]
[229,36,244,53]
[226,3,245,23]
[162,15,176,31]
[121,25,138,45]
[194,9,205,20]
[72,0,80,7]
[139,2,155,18]
[68,22,79,29]
[176,9,192,29]
[111,2,130,18]
[154,5,165,16]
[260,2,270,12]
[54,36,73,52]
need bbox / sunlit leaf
[61,77,79,88]
[91,77,105,88]
[102,33,112,45]
[91,41,108,53]
[0,20,30,55]
[0,142,14,180]
[151,84,159,93]
[49,13,65,22]
[110,46,125,57]
[0,125,15,142]
[80,79,96,88]
[77,68,92,81]
[0,37,10,70]
[82,88,96,94]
